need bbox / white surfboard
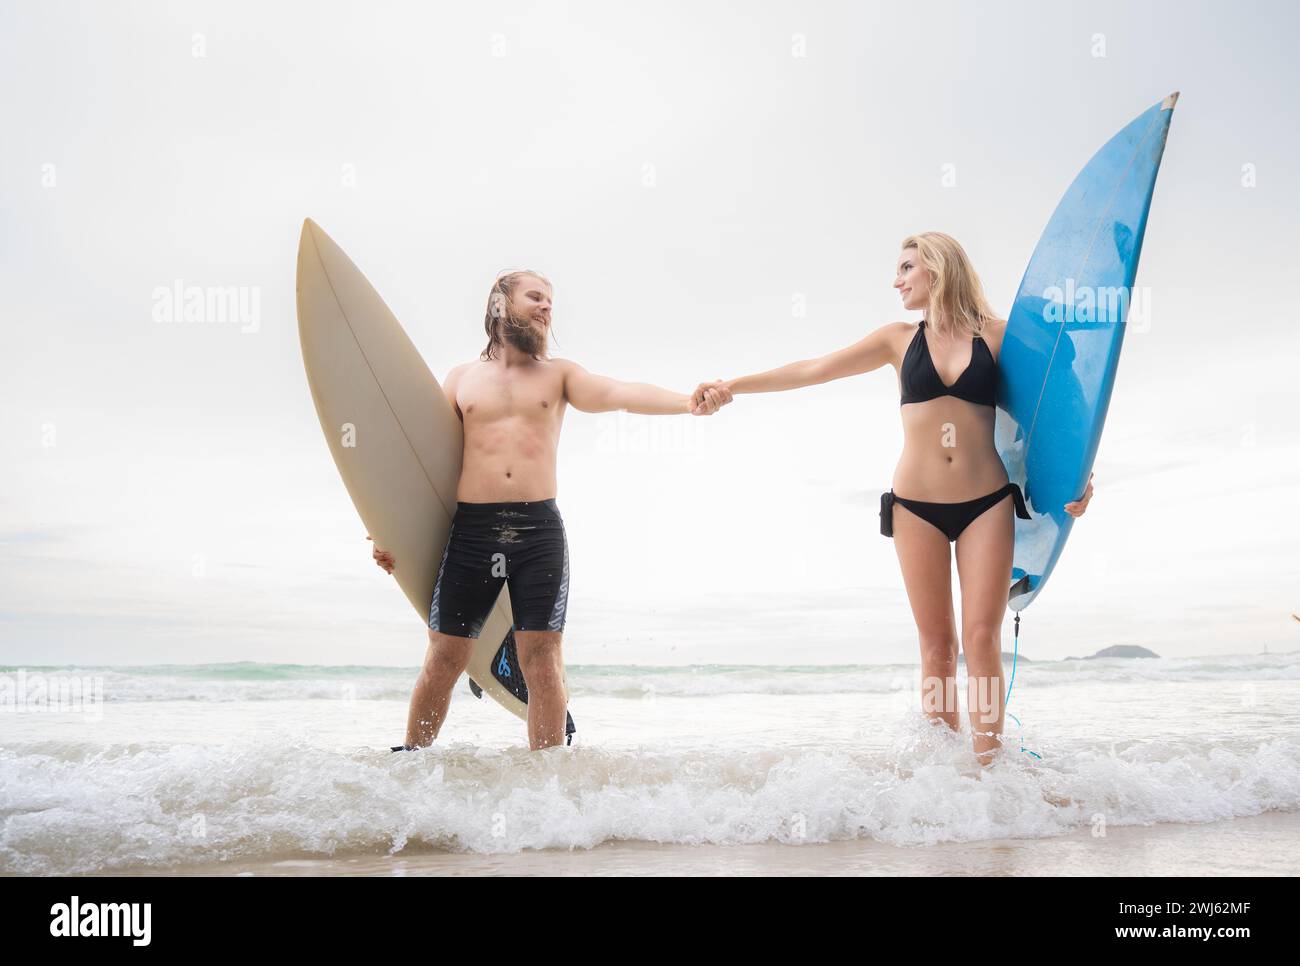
[295,218,572,737]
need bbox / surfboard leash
[1005,611,1043,760]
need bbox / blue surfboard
[996,92,1179,611]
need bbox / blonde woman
[694,233,1094,764]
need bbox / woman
[694,232,1094,765]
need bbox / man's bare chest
[457,367,566,425]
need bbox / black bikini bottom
[880,482,1030,542]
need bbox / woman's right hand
[690,380,733,414]
[367,535,395,574]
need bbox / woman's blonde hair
[481,269,552,361]
[899,232,1001,340]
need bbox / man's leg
[404,505,502,750]
[404,628,475,748]
[500,499,570,750]
[512,630,567,750]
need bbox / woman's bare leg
[892,502,961,732]
[955,496,1017,766]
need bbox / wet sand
[100,810,1300,877]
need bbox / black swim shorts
[428,499,570,638]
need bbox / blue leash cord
[1004,611,1043,760]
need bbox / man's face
[502,275,552,356]
[508,276,552,330]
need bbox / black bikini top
[899,319,997,407]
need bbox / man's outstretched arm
[560,359,730,415]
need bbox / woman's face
[894,247,929,312]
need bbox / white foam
[3,715,1297,874]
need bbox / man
[371,270,732,751]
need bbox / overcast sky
[2,0,1297,666]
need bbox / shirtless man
[371,270,733,751]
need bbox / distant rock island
[1066,644,1160,660]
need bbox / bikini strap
[1006,482,1031,520]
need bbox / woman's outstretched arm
[693,322,909,406]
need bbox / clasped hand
[690,380,733,416]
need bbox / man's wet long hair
[481,270,553,361]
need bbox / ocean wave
[1,654,1297,703]
[2,718,1297,873]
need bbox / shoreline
[79,810,1300,878]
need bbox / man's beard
[502,316,548,357]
